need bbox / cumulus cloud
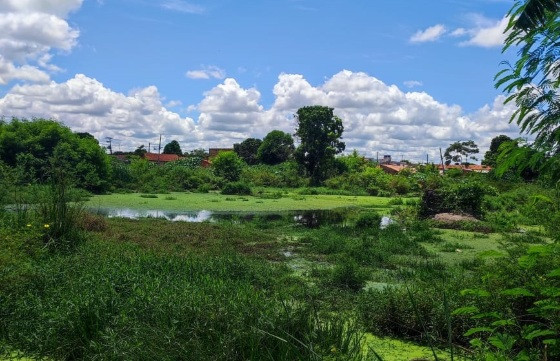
[0,70,523,160]
[0,74,195,147]
[0,0,82,84]
[186,65,226,80]
[458,16,508,48]
[410,24,446,43]
[403,80,422,88]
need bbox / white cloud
[0,74,195,147]
[0,70,524,160]
[186,65,226,80]
[161,0,205,14]
[0,0,82,84]
[410,24,446,43]
[403,80,422,88]
[459,16,508,48]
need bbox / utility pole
[148,142,151,153]
[157,134,162,164]
[426,154,429,164]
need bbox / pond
[90,207,395,228]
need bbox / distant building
[380,154,392,164]
[208,148,234,157]
[379,164,409,175]
[144,152,181,164]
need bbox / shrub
[355,212,382,230]
[419,179,486,218]
[330,256,368,292]
[212,151,244,182]
[221,182,252,195]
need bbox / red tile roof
[144,153,181,163]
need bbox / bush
[221,182,252,195]
[212,151,244,182]
[419,179,486,218]
[355,212,382,230]
[330,256,368,292]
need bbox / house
[380,164,408,175]
[208,148,234,157]
[143,152,181,164]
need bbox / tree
[234,138,262,165]
[257,131,294,165]
[294,106,345,185]
[494,0,560,181]
[444,140,479,166]
[482,135,512,167]
[163,140,182,156]
[496,1,560,152]
[212,151,244,182]
[134,145,147,157]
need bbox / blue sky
[0,0,525,161]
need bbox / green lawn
[86,191,399,212]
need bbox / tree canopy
[163,140,182,156]
[234,138,262,165]
[257,131,294,165]
[0,118,110,192]
[482,135,512,167]
[294,106,345,185]
[444,140,479,166]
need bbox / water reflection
[92,207,394,229]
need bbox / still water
[91,207,394,228]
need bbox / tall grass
[0,240,367,360]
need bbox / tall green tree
[234,138,262,165]
[482,135,512,167]
[163,140,182,156]
[444,140,479,166]
[294,106,345,185]
[257,131,294,165]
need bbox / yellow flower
[26,224,31,227]
[44,224,50,228]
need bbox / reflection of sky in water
[93,207,395,228]
[380,216,395,229]
[100,208,213,222]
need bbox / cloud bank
[0,70,523,162]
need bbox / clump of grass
[164,196,177,200]
[438,242,474,252]
[140,194,158,198]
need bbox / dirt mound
[432,212,478,223]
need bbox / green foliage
[162,140,182,156]
[221,181,252,195]
[0,238,366,360]
[495,0,560,182]
[483,135,513,167]
[0,118,110,193]
[294,106,345,185]
[241,161,306,188]
[355,211,382,230]
[458,242,560,360]
[419,179,486,218]
[257,130,294,165]
[330,256,368,292]
[212,151,244,182]
[444,140,480,166]
[234,137,262,165]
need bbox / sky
[0,0,527,162]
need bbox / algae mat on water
[86,192,395,212]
